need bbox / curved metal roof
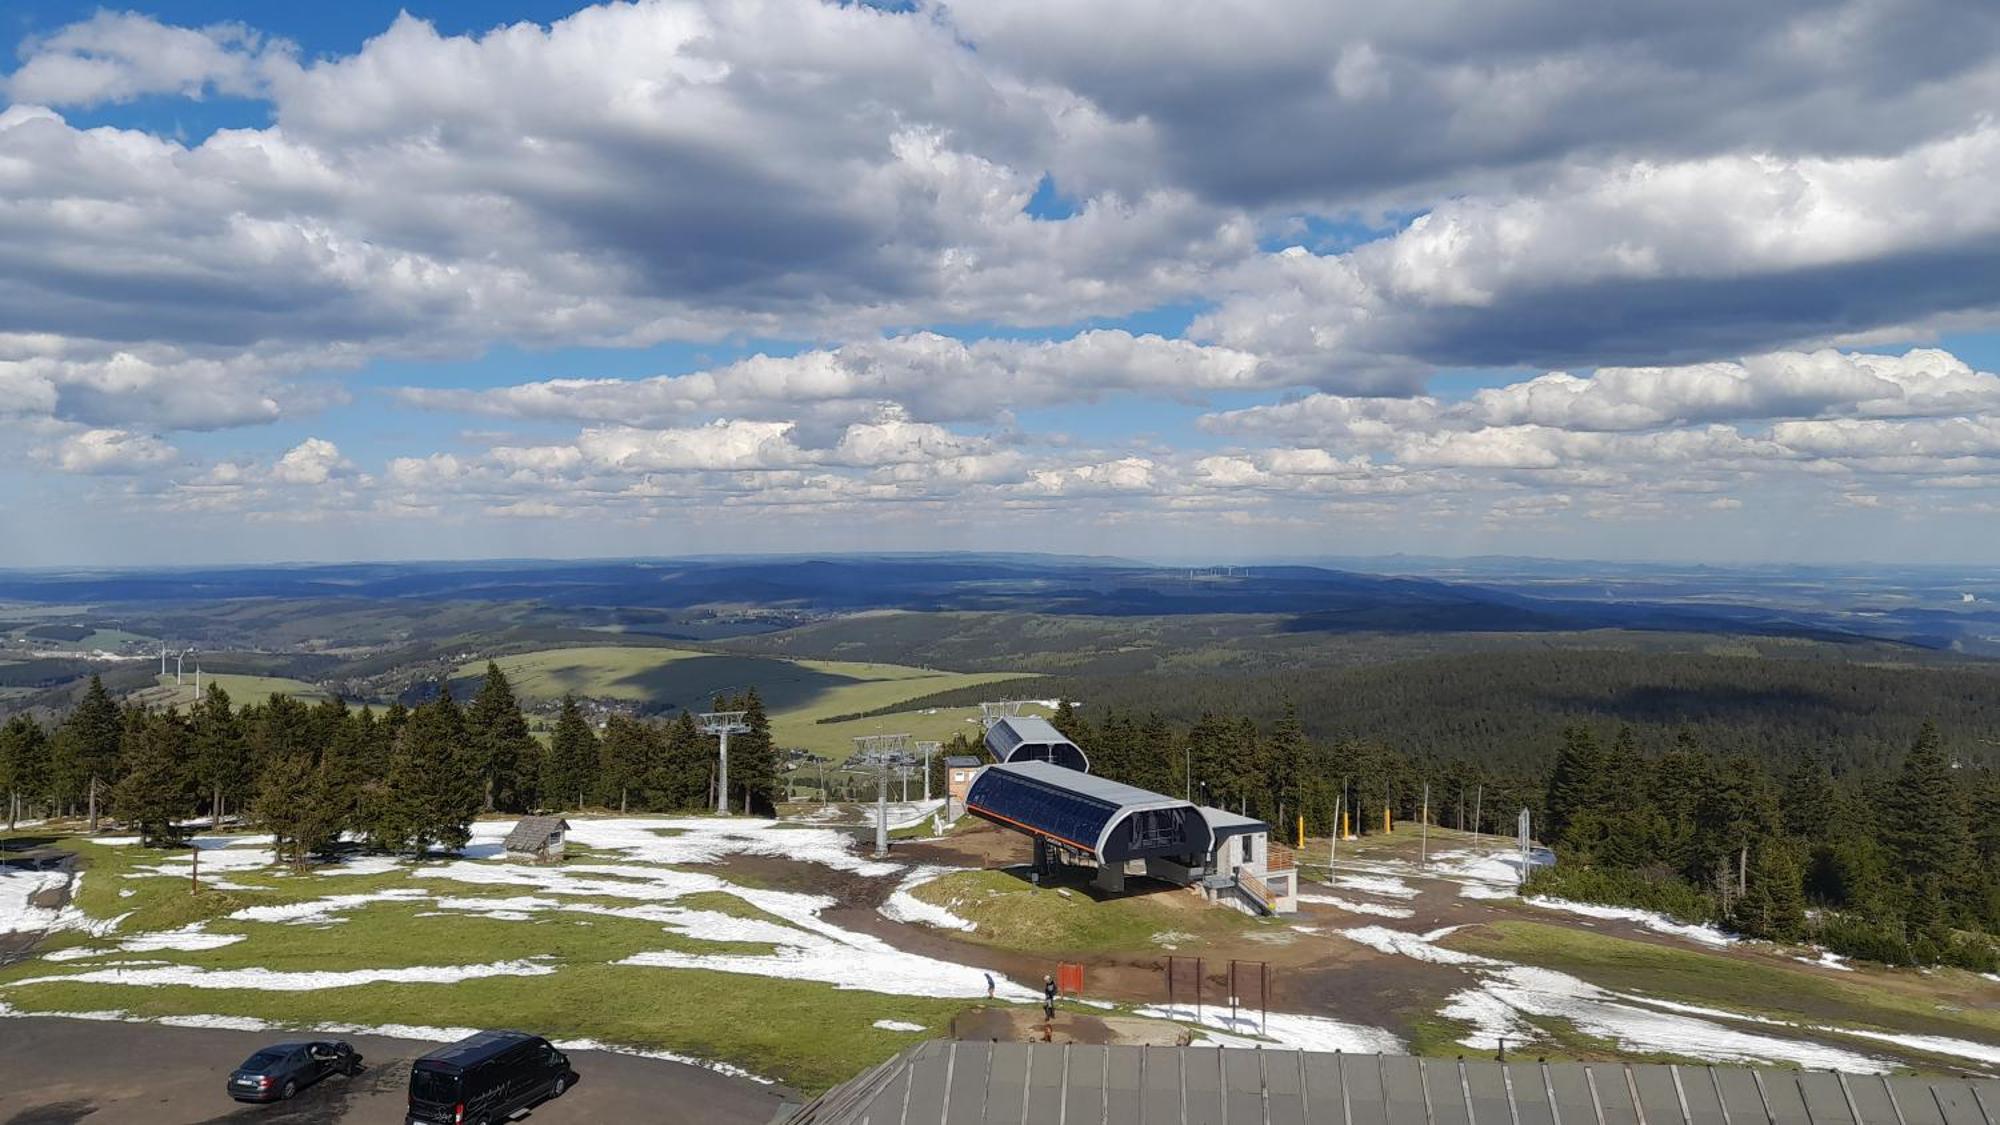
[785,1041,2000,1125]
[983,716,1090,773]
[965,761,1212,861]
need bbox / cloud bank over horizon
[6,0,2000,565]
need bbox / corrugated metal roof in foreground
[783,1041,2000,1125]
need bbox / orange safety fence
[1057,962,1084,994]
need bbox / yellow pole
[1297,814,1305,848]
[1383,806,1391,834]
[1339,808,1348,839]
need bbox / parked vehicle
[226,1040,362,1103]
[406,1030,572,1125]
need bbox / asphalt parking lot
[0,1018,792,1125]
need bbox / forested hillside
[1041,699,2000,971]
[0,669,784,856]
[905,648,2000,772]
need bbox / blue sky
[6,1,2000,566]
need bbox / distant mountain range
[5,552,1990,652]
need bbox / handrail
[1238,868,1277,913]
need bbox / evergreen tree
[382,687,481,856]
[1544,726,1611,844]
[1051,698,1080,740]
[543,694,599,811]
[54,675,122,829]
[725,688,777,815]
[0,716,50,829]
[600,715,653,813]
[111,710,195,847]
[1732,837,1807,941]
[1884,722,1976,919]
[245,694,323,867]
[190,682,249,828]
[649,711,707,811]
[465,663,536,811]
[1781,749,1839,842]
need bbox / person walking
[1042,974,1057,1022]
[985,972,995,1000]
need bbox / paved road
[0,1018,792,1125]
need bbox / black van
[406,1030,572,1125]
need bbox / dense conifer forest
[1038,698,2000,971]
[0,666,782,861]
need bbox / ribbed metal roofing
[983,716,1090,772]
[784,1042,2000,1125]
[965,760,1213,861]
[986,760,1189,809]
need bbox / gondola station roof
[784,1040,2000,1125]
[964,760,1214,863]
[983,715,1090,773]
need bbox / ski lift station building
[965,717,1297,914]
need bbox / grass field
[1,829,975,1091]
[131,673,329,710]
[453,645,1024,754]
[910,868,1266,955]
[1442,920,2000,1045]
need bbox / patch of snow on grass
[227,888,430,925]
[1330,875,1417,900]
[1,868,75,934]
[1439,987,1530,1050]
[562,817,900,877]
[873,1019,926,1032]
[1826,1027,2000,1067]
[1299,894,1413,919]
[117,925,245,952]
[879,866,976,932]
[1425,848,1529,885]
[1522,896,1737,948]
[1483,965,1888,1073]
[1338,926,1493,966]
[1139,1005,1404,1054]
[11,959,557,991]
[619,940,1036,1001]
[1459,883,1514,901]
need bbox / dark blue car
[226,1040,362,1103]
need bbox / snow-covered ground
[878,865,978,932]
[1297,893,1413,919]
[1137,1005,1404,1054]
[1521,895,1738,948]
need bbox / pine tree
[600,715,653,813]
[382,687,481,857]
[0,716,51,829]
[1884,721,1976,920]
[252,742,320,870]
[465,663,535,812]
[649,711,706,811]
[1733,837,1807,941]
[55,675,123,830]
[728,688,777,815]
[543,695,599,811]
[1781,749,1839,842]
[1544,726,1610,843]
[190,682,249,829]
[111,710,194,847]
[1051,698,1080,740]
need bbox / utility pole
[876,766,889,858]
[1420,783,1430,867]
